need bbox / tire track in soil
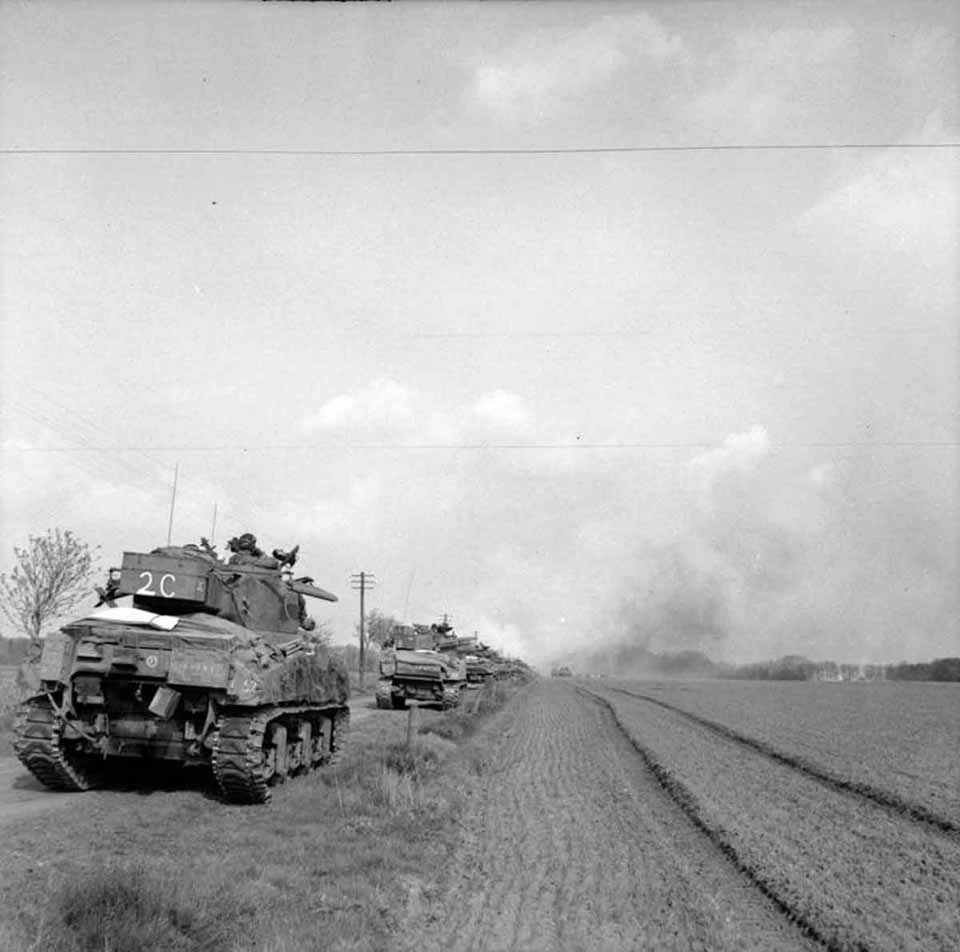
[404,680,819,952]
[605,685,960,837]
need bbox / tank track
[12,697,103,792]
[210,704,349,805]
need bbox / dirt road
[405,679,819,952]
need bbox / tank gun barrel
[289,579,338,603]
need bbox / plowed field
[405,679,960,952]
[405,680,821,952]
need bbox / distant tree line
[573,645,960,683]
[725,655,960,682]
[885,658,960,682]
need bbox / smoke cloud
[583,425,958,670]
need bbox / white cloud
[689,424,770,493]
[797,146,958,273]
[469,13,682,121]
[301,380,541,446]
[301,377,416,432]
[472,390,534,434]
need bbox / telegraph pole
[349,572,376,688]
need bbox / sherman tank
[375,623,467,710]
[13,534,349,804]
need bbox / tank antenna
[210,502,218,544]
[166,462,179,545]
[402,567,416,621]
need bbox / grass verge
[0,678,524,952]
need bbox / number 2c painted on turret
[136,570,177,597]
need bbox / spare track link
[13,697,101,792]
[211,705,350,805]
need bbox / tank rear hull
[14,613,349,803]
[376,648,466,710]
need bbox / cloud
[797,144,958,274]
[302,381,539,446]
[472,390,534,435]
[468,13,682,121]
[301,377,416,432]
[689,424,770,497]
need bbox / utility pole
[349,572,376,688]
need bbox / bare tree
[362,608,402,647]
[307,620,333,648]
[0,529,99,649]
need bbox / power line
[2,143,957,157]
[6,440,957,452]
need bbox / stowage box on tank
[14,535,349,804]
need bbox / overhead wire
[6,440,956,453]
[2,143,957,157]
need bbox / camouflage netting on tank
[250,647,349,706]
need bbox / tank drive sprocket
[13,697,104,792]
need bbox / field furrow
[606,679,960,826]
[585,683,960,952]
[609,685,960,834]
[407,681,818,952]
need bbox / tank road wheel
[13,697,105,792]
[211,707,350,804]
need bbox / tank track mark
[211,705,349,805]
[12,698,103,792]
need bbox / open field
[581,679,960,951]
[602,678,960,827]
[1,677,958,951]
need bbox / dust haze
[570,426,958,670]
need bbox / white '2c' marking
[136,571,178,597]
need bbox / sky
[1,0,957,666]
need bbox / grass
[0,678,524,952]
[417,681,513,742]
[15,864,250,952]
